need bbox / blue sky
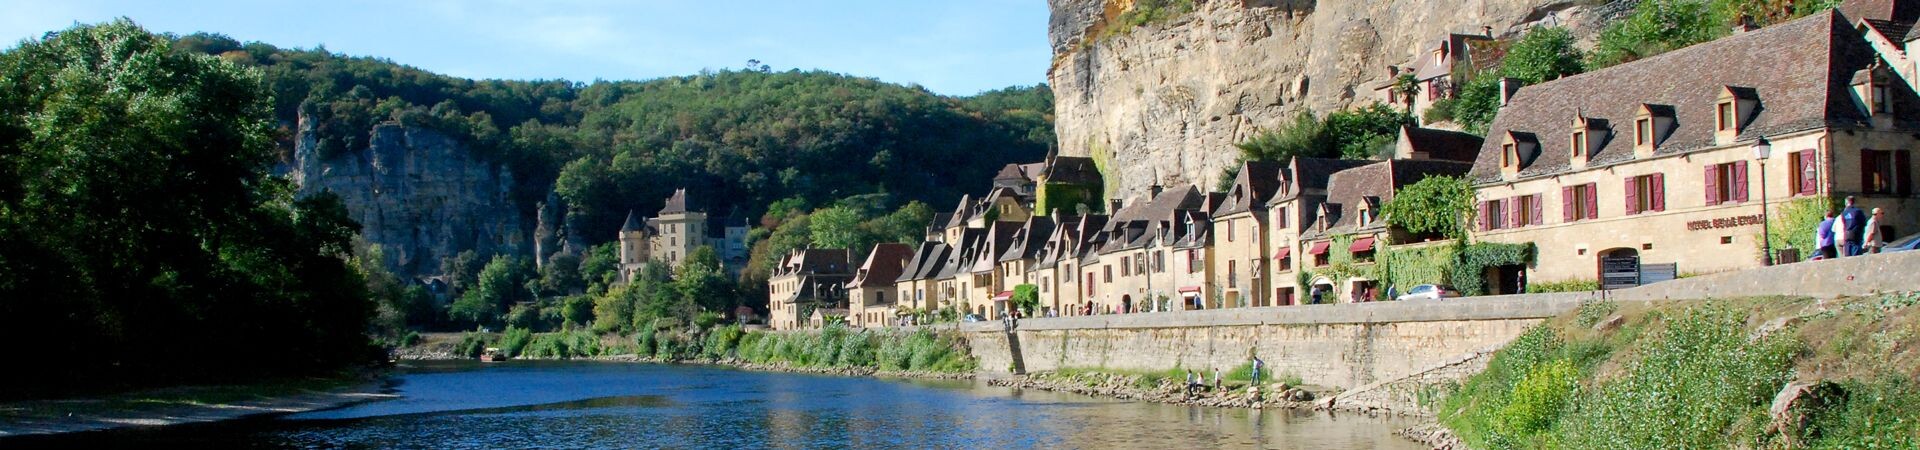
[0,0,1052,96]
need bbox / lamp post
[1755,137,1774,266]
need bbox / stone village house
[1469,9,1919,287]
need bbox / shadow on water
[4,362,1425,449]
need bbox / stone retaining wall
[963,251,1920,392]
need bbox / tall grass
[734,325,976,373]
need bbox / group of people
[1816,196,1895,259]
[1184,367,1222,399]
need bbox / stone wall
[964,250,1920,391]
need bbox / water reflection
[12,361,1422,449]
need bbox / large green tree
[0,20,378,396]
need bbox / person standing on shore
[1212,367,1221,391]
[1864,208,1886,254]
[1816,212,1837,259]
[1839,196,1867,256]
[1251,356,1264,385]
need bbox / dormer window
[1571,130,1587,159]
[1634,104,1676,157]
[1873,83,1889,113]
[1570,116,1606,169]
[1853,63,1892,120]
[1716,86,1758,143]
[1500,131,1538,178]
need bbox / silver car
[1396,284,1462,301]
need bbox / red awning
[993,291,1013,301]
[1273,247,1292,260]
[1349,236,1377,252]
[1177,286,1202,293]
[1307,241,1331,255]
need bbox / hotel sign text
[1686,214,1765,231]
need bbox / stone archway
[1121,295,1133,314]
[1310,277,1337,304]
[1598,248,1641,290]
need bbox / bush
[522,330,603,359]
[457,332,490,359]
[1526,279,1600,294]
[499,326,533,357]
[398,331,422,348]
[1496,359,1579,439]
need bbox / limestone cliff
[1049,0,1628,199]
[288,115,526,279]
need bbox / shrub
[456,332,490,359]
[398,331,421,348]
[1574,299,1618,327]
[499,326,533,357]
[1496,359,1579,439]
[702,324,744,360]
[1526,279,1600,294]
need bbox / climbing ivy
[1451,243,1536,296]
[1384,176,1478,241]
[1764,196,1833,262]
[1382,244,1457,293]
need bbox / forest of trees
[0,21,384,397]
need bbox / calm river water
[24,361,1423,449]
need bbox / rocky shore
[984,371,1322,410]
[1395,422,1468,450]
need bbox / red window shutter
[1651,173,1666,212]
[1800,150,1817,195]
[1704,164,1720,205]
[1531,194,1544,225]
[1506,198,1518,228]
[1863,149,1878,192]
[1585,184,1599,219]
[1476,201,1489,231]
[1898,150,1913,196]
[1562,187,1576,222]
[1625,177,1640,215]
[1733,161,1749,202]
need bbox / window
[1313,250,1330,267]
[1277,207,1289,228]
[1135,254,1146,275]
[1104,265,1113,283]
[1514,195,1536,227]
[1705,161,1748,205]
[1563,184,1599,222]
[1861,149,1912,195]
[1717,102,1735,131]
[1153,251,1165,273]
[1484,199,1508,230]
[1873,83,1889,113]
[1501,143,1517,167]
[1120,259,1130,277]
[1186,250,1200,274]
[1227,222,1236,242]
[1627,174,1666,215]
[1789,150,1818,196]
[1635,118,1652,146]
[1571,130,1587,159]
[1227,260,1238,284]
[1065,264,1074,281]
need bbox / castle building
[617,188,750,282]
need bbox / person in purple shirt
[1816,212,1836,259]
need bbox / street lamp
[1754,137,1773,266]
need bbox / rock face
[288,115,526,279]
[1048,0,1627,199]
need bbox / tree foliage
[0,20,380,396]
[1383,176,1478,241]
[1234,103,1412,164]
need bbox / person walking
[1251,356,1264,385]
[1840,196,1868,256]
[1864,208,1886,254]
[1815,212,1837,259]
[1212,367,1222,391]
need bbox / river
[17,361,1424,449]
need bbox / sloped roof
[1468,11,1920,182]
[658,189,691,215]
[1401,126,1486,162]
[896,242,952,283]
[621,210,645,233]
[1041,156,1102,185]
[851,243,914,287]
[1213,160,1283,217]
[1000,215,1057,262]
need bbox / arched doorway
[1310,277,1336,304]
[1598,248,1641,290]
[1121,295,1133,314]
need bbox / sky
[0,0,1053,96]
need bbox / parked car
[961,314,986,322]
[1395,284,1462,301]
[1881,232,1920,253]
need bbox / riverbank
[984,369,1327,410]
[0,373,396,438]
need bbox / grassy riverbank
[1436,293,1920,449]
[406,324,978,374]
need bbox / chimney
[1108,198,1123,213]
[1499,78,1523,107]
